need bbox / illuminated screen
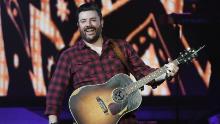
[0,0,213,97]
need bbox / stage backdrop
[0,0,212,98]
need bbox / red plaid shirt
[45,38,155,115]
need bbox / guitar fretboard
[125,59,179,95]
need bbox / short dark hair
[76,2,102,21]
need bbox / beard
[79,25,102,43]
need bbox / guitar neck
[125,59,179,95]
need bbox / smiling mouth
[85,28,96,35]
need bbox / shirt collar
[77,39,86,49]
[77,37,111,50]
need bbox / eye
[90,18,97,22]
[80,19,86,24]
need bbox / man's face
[78,10,103,43]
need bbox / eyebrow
[79,17,97,21]
[79,19,86,22]
[90,17,97,20]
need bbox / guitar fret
[125,66,168,95]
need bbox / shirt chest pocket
[73,59,96,77]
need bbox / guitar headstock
[177,45,205,65]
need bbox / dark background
[0,0,219,123]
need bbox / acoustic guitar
[69,46,204,124]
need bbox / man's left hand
[165,58,179,78]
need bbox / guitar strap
[110,40,145,90]
[110,40,132,74]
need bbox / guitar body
[69,45,204,124]
[69,73,142,124]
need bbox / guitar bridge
[96,96,108,114]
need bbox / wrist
[155,73,166,82]
[48,115,58,124]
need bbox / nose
[85,20,92,27]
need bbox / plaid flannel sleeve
[45,51,72,116]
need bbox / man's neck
[84,36,103,47]
[84,36,103,56]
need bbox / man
[45,2,179,124]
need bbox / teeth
[85,28,95,32]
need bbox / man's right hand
[48,115,58,124]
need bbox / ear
[101,19,104,28]
[77,22,80,29]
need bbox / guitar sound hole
[112,88,127,103]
